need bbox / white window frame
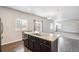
[16,19,28,31]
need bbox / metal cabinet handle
[40,43,50,48]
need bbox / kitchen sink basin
[33,33,42,36]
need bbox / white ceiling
[7,6,79,20]
[7,6,62,18]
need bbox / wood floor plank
[1,41,31,52]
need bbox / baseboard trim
[1,39,22,46]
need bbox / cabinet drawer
[24,39,28,48]
[39,38,51,47]
[40,43,51,52]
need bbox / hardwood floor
[1,41,31,52]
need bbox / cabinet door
[28,35,34,51]
[24,39,28,48]
[28,35,40,52]
[33,37,40,52]
[39,39,51,52]
[40,43,51,52]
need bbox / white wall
[0,7,44,45]
[57,20,79,33]
[55,6,79,33]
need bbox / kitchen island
[22,32,58,52]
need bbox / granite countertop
[24,31,79,42]
[24,32,58,42]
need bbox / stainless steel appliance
[0,18,3,51]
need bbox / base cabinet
[23,34,58,52]
[28,35,40,52]
[40,43,51,52]
[24,39,28,48]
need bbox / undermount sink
[32,33,42,36]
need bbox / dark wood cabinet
[28,35,40,52]
[40,43,51,52]
[23,33,58,52]
[24,39,28,48]
[39,38,51,52]
[22,33,28,48]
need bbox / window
[16,19,28,31]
